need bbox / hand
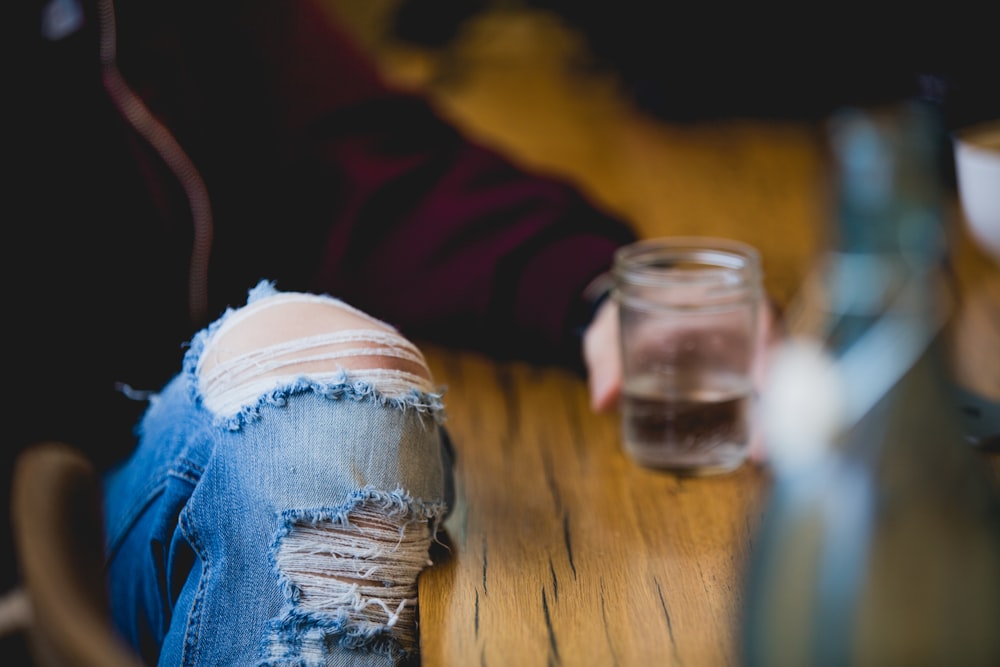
[582,299,621,413]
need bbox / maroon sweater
[9,0,634,474]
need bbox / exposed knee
[193,291,447,663]
[196,293,435,417]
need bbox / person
[103,280,455,665]
[7,0,636,664]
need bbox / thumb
[582,299,622,412]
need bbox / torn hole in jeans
[263,493,442,663]
[197,292,439,419]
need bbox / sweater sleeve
[231,0,637,368]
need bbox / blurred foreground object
[742,102,1000,665]
[12,442,145,667]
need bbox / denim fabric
[102,282,453,666]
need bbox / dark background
[390,1,1000,129]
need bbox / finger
[583,300,622,412]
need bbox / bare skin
[198,299,432,383]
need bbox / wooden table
[328,5,1000,663]
[418,344,770,666]
[415,215,1000,667]
[414,217,999,667]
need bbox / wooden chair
[10,442,145,667]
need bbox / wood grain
[417,351,769,666]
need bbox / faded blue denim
[102,282,454,666]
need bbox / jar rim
[614,237,762,288]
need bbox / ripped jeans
[102,281,454,666]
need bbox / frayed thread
[261,488,447,666]
[204,372,446,431]
[180,282,447,430]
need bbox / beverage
[621,371,751,473]
[613,237,763,473]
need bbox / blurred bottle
[741,101,1000,666]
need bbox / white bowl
[954,119,1000,262]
